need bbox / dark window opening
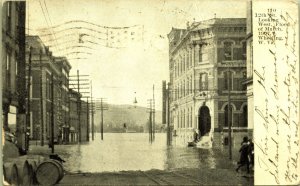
[224,41,233,61]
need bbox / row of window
[5,2,20,37]
[172,71,247,101]
[5,49,18,92]
[173,73,209,101]
[174,48,194,78]
[172,75,193,100]
[176,107,194,129]
[173,41,247,80]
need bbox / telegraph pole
[86,97,89,142]
[152,85,155,141]
[92,98,108,140]
[147,99,153,143]
[91,81,94,141]
[77,70,81,143]
[51,74,54,153]
[101,98,104,140]
[39,49,44,146]
[26,46,32,150]
[228,69,232,160]
[69,72,90,143]
[167,83,171,146]
[149,100,153,143]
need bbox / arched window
[224,41,233,61]
[224,104,233,127]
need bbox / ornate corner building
[168,18,252,146]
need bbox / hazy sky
[26,0,246,110]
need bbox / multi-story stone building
[1,1,26,149]
[26,35,71,144]
[245,0,253,136]
[168,18,251,147]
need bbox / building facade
[53,56,72,143]
[2,1,26,149]
[26,36,71,145]
[245,0,254,137]
[68,89,89,143]
[168,18,251,147]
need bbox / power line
[38,0,59,52]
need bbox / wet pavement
[28,133,253,185]
[28,133,241,173]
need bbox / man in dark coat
[236,136,250,173]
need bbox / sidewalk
[58,168,253,185]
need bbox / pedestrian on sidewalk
[248,138,254,170]
[236,136,250,173]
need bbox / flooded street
[37,133,238,173]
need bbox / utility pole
[51,74,54,153]
[167,83,171,146]
[149,100,153,143]
[97,98,108,140]
[69,73,90,143]
[86,97,89,142]
[228,69,232,160]
[101,98,104,140]
[92,98,108,140]
[26,46,32,150]
[152,85,155,141]
[77,70,81,143]
[91,81,94,141]
[39,49,44,146]
[147,99,153,143]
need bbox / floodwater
[49,133,236,173]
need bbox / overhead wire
[38,0,59,53]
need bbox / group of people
[236,136,254,174]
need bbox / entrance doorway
[198,106,211,136]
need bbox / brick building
[1,1,26,149]
[68,89,79,142]
[168,18,251,147]
[26,35,71,144]
[53,56,72,143]
[68,89,89,143]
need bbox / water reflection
[59,133,229,173]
